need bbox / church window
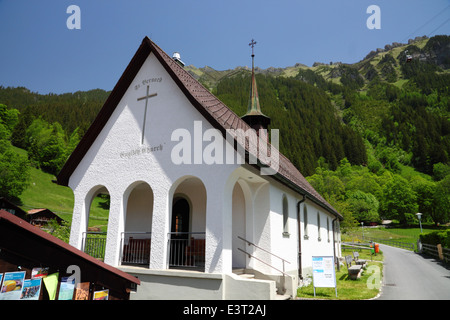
[317,212,321,241]
[327,217,330,242]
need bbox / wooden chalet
[27,208,64,227]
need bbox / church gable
[57,36,342,220]
[65,51,235,189]
[57,37,243,188]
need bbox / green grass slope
[14,146,109,230]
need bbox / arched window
[327,217,330,242]
[282,195,289,237]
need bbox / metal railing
[167,232,206,269]
[347,233,415,251]
[120,232,152,265]
[237,236,291,276]
[342,242,373,251]
[368,237,415,251]
[82,232,107,260]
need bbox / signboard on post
[312,256,337,297]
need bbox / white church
[57,37,343,300]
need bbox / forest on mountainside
[0,35,449,229]
[214,74,367,175]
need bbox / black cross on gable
[137,85,157,144]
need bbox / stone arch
[232,179,252,269]
[118,181,154,265]
[80,185,110,260]
[168,175,207,269]
[123,181,154,233]
[85,184,110,232]
[169,175,207,234]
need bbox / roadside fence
[346,233,415,251]
[419,242,450,264]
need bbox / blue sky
[0,0,449,94]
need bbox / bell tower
[241,39,271,131]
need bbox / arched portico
[232,180,253,269]
[120,181,154,266]
[85,185,110,230]
[227,166,270,273]
[69,185,110,252]
[167,176,207,270]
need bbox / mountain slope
[1,35,448,177]
[1,34,449,227]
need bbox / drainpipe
[332,217,339,271]
[297,194,306,281]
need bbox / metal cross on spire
[249,39,257,57]
[241,38,270,130]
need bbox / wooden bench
[345,255,363,280]
[185,238,205,266]
[352,251,367,267]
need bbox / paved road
[376,244,450,300]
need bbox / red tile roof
[56,37,341,219]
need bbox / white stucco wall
[255,177,340,279]
[299,200,337,276]
[267,183,300,275]
[66,49,341,282]
[68,52,239,272]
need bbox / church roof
[56,37,342,220]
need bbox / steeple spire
[242,39,271,131]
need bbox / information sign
[312,256,337,297]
